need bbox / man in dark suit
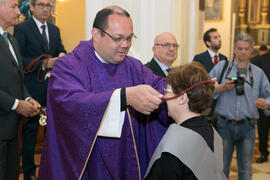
[13,0,66,179]
[251,49,270,164]
[193,28,227,73]
[0,0,40,179]
[145,32,178,77]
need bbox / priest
[38,6,170,180]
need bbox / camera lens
[235,84,244,95]
[235,77,245,95]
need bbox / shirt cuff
[25,97,31,101]
[97,89,125,138]
[11,99,19,110]
[121,88,127,111]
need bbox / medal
[39,107,47,126]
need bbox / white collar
[0,26,6,35]
[32,16,47,29]
[153,57,171,71]
[94,51,109,64]
[207,49,219,59]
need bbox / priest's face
[95,14,134,64]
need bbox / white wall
[85,0,233,65]
[85,0,175,64]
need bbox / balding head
[152,32,178,67]
[106,5,127,14]
[93,5,130,31]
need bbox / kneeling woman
[144,62,226,180]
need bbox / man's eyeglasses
[98,28,137,43]
[34,3,53,9]
[155,43,179,49]
[162,79,215,101]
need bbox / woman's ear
[178,93,189,105]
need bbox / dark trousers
[0,137,20,180]
[257,109,270,156]
[22,115,39,178]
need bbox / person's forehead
[157,34,177,43]
[107,14,131,26]
[209,31,220,38]
[235,40,251,47]
[106,14,132,33]
[6,0,18,5]
[35,0,52,3]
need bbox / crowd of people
[0,0,270,180]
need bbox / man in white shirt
[193,28,228,73]
[13,0,66,179]
[145,32,179,77]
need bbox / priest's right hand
[16,100,40,117]
[126,85,163,115]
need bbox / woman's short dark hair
[166,62,214,113]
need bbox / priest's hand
[126,85,163,115]
[16,100,40,117]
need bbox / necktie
[2,32,9,47]
[213,55,218,66]
[166,68,171,72]
[41,25,49,52]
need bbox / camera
[231,76,245,95]
[229,69,246,96]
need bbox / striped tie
[41,25,49,52]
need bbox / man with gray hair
[209,32,270,180]
[0,0,40,179]
[145,32,179,77]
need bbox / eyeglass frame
[97,28,137,43]
[155,43,180,49]
[162,79,215,101]
[33,2,53,9]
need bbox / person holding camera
[209,32,270,180]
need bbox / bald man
[145,32,179,77]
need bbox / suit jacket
[193,50,227,73]
[0,33,30,140]
[145,58,166,77]
[251,53,270,81]
[13,17,66,106]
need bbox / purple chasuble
[38,40,170,180]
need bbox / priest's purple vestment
[38,40,170,180]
